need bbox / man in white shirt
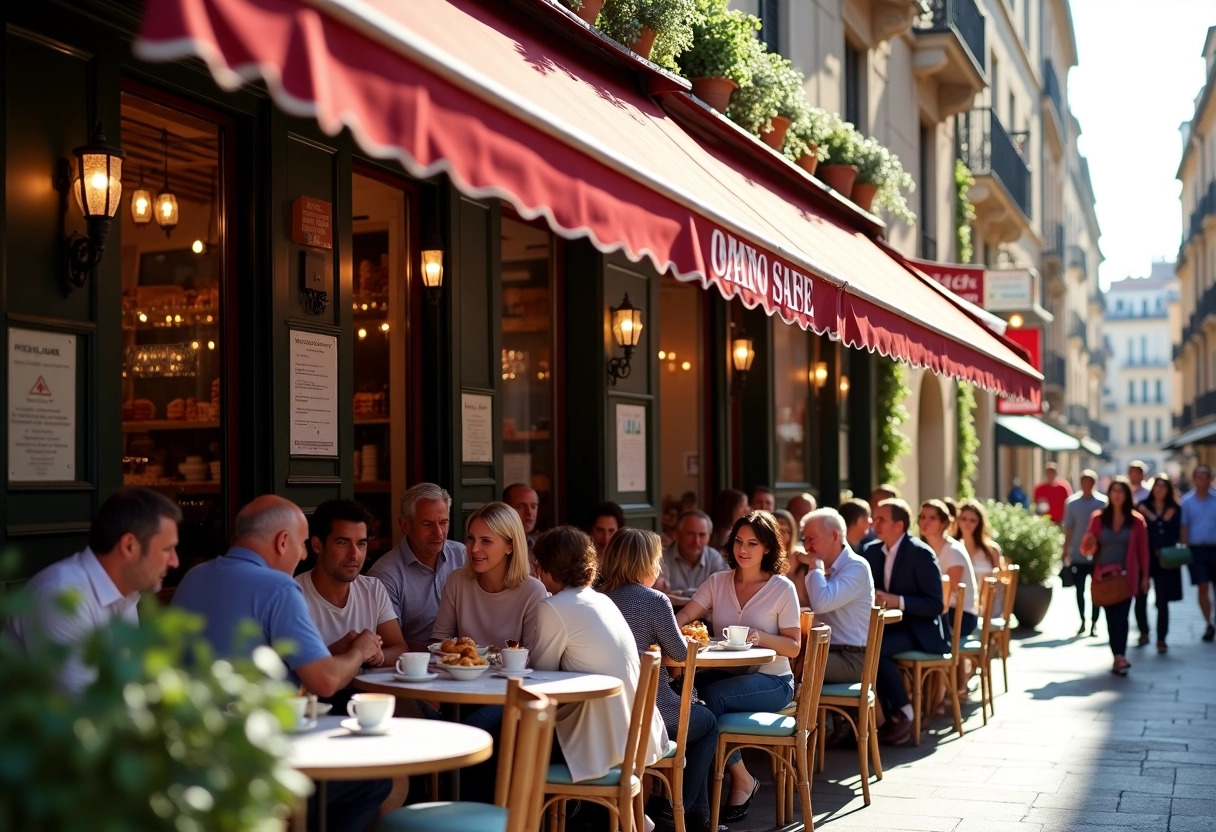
[654,510,728,594]
[8,487,182,696]
[800,508,875,684]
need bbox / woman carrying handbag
[1080,477,1150,676]
[1135,475,1185,654]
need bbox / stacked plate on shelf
[179,456,208,481]
[361,444,378,482]
[209,461,221,481]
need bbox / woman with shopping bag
[1135,475,1185,654]
[1080,477,1150,676]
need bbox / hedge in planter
[982,499,1062,587]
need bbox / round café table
[695,644,777,669]
[287,716,492,832]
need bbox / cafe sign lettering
[707,229,819,325]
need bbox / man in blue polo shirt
[174,494,388,831]
[1181,465,1216,642]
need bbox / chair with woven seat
[378,679,556,832]
[542,651,661,832]
[990,564,1019,693]
[894,584,966,746]
[959,576,999,725]
[814,605,887,805]
[709,625,831,832]
[645,645,700,832]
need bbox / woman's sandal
[1111,657,1131,676]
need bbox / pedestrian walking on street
[1180,465,1216,642]
[1135,475,1184,653]
[1080,477,1150,676]
[1062,470,1108,637]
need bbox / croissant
[441,638,461,654]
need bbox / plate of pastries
[429,637,491,680]
[679,620,711,650]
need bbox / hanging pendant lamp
[130,165,152,226]
[154,129,179,237]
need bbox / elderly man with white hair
[799,508,876,684]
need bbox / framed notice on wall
[615,403,646,493]
[8,328,76,482]
[289,330,339,456]
[462,393,494,463]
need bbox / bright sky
[1069,0,1213,289]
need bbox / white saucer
[714,641,752,652]
[493,668,534,677]
[287,718,318,733]
[393,671,439,683]
[309,702,333,717]
[340,717,392,735]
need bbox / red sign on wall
[291,197,333,249]
[997,326,1042,414]
[906,257,985,306]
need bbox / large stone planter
[1013,583,1053,630]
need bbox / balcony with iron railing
[1068,311,1086,342]
[1041,59,1066,152]
[1087,344,1106,372]
[914,0,986,77]
[1044,349,1067,390]
[957,108,1032,233]
[1181,280,1216,347]
[1042,222,1064,277]
[1200,390,1216,421]
[1067,245,1087,277]
[912,0,987,117]
[1066,403,1089,428]
[1088,419,1110,444]
[1042,60,1064,125]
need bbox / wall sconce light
[130,165,152,226]
[53,121,125,293]
[1007,313,1024,328]
[607,293,643,385]
[839,374,850,395]
[812,361,829,389]
[731,333,755,391]
[154,129,179,236]
[421,248,444,305]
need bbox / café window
[351,172,412,558]
[773,322,810,485]
[500,217,557,528]
[119,94,228,576]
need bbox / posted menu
[8,328,76,482]
[289,330,339,456]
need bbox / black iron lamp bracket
[54,158,110,295]
[607,345,634,385]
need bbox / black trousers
[1073,562,1099,624]
[1133,589,1170,641]
[1104,597,1132,657]
[875,627,918,712]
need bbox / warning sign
[8,328,76,482]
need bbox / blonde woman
[431,501,548,649]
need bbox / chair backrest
[976,576,998,647]
[1000,564,1020,621]
[858,606,887,702]
[791,608,816,694]
[623,651,663,782]
[945,583,966,665]
[667,643,699,762]
[794,625,832,733]
[495,679,557,832]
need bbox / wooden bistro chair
[646,644,700,832]
[814,605,888,806]
[378,679,556,832]
[709,625,831,832]
[542,651,661,832]
[959,577,1000,725]
[990,564,1020,693]
[894,584,966,746]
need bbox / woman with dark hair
[955,499,1005,575]
[530,527,668,787]
[1080,477,1150,676]
[676,511,801,822]
[710,489,749,550]
[1135,475,1184,653]
[601,529,719,832]
[918,500,978,637]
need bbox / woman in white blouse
[530,526,668,787]
[918,500,978,636]
[675,511,801,823]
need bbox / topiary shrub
[598,0,697,69]
[982,499,1062,585]
[674,0,760,86]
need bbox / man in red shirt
[1033,462,1073,523]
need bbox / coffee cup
[347,692,394,729]
[501,646,529,671]
[722,625,750,646]
[396,652,430,678]
[286,695,311,729]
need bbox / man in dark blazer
[863,498,947,745]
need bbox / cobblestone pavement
[727,577,1216,832]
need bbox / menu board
[461,393,493,463]
[615,403,646,493]
[289,330,338,456]
[8,328,76,482]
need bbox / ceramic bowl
[443,664,490,681]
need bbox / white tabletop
[356,669,624,705]
[695,645,777,668]
[287,716,492,779]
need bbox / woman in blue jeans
[677,511,801,823]
[601,528,719,832]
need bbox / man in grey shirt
[800,508,875,684]
[1063,469,1108,637]
[655,510,727,594]
[367,483,466,650]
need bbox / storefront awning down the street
[136,0,1041,403]
[995,415,1082,452]
[1165,421,1216,450]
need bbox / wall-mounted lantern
[607,293,643,385]
[53,121,125,293]
[731,333,755,392]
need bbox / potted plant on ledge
[817,120,864,195]
[784,106,835,175]
[982,499,1063,630]
[599,0,697,65]
[853,138,916,221]
[674,0,760,113]
[727,46,805,150]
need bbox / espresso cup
[396,652,430,678]
[347,692,394,729]
[287,695,311,728]
[722,625,750,646]
[501,646,529,671]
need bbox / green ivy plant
[674,0,760,85]
[726,44,805,135]
[956,382,978,499]
[783,106,835,163]
[0,586,309,831]
[954,159,976,263]
[599,0,697,69]
[981,499,1063,585]
[876,360,911,486]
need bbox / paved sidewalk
[729,577,1216,832]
